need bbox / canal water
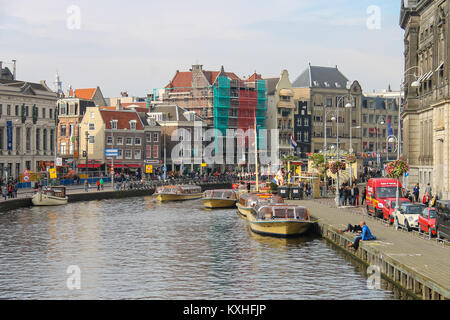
[0,197,401,299]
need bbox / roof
[264,77,280,95]
[292,65,349,89]
[149,104,202,122]
[69,88,97,100]
[165,67,243,90]
[99,109,144,130]
[121,102,148,109]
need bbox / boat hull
[236,202,253,218]
[248,218,312,237]
[31,193,68,206]
[202,198,236,209]
[154,193,202,202]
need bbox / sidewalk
[288,198,450,297]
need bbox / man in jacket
[348,221,376,250]
[413,183,420,203]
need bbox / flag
[290,134,297,148]
[387,117,394,136]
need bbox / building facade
[400,0,450,198]
[265,70,296,158]
[0,76,57,179]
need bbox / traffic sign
[105,148,119,157]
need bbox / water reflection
[0,197,400,299]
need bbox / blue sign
[6,121,12,150]
[404,172,409,178]
[104,148,119,157]
[163,166,167,172]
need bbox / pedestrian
[361,187,367,205]
[13,183,17,198]
[344,185,351,206]
[339,185,345,206]
[422,192,430,206]
[348,221,376,250]
[8,183,12,199]
[2,185,7,200]
[100,177,104,190]
[425,183,431,197]
[340,223,362,233]
[247,182,251,193]
[353,183,360,206]
[96,179,100,191]
[84,179,89,192]
[413,183,420,203]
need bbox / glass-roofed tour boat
[153,185,203,202]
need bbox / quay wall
[0,183,232,213]
[309,216,449,300]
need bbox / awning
[77,163,102,168]
[107,164,127,168]
[425,70,434,80]
[126,164,143,168]
[279,89,294,97]
[435,61,444,72]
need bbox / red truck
[366,178,406,219]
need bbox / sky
[0,0,405,98]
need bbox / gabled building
[78,108,147,174]
[69,87,106,107]
[264,70,296,158]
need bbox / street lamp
[349,125,361,186]
[376,118,385,171]
[323,110,337,195]
[334,94,354,207]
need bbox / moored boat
[247,204,313,237]
[202,189,238,209]
[236,193,284,219]
[31,186,68,206]
[154,185,202,202]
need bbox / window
[111,120,118,129]
[50,129,54,152]
[61,103,66,115]
[304,131,309,142]
[107,136,113,145]
[7,105,11,116]
[326,98,332,107]
[117,149,123,159]
[89,136,95,144]
[125,150,132,159]
[153,133,159,142]
[36,129,40,150]
[0,104,2,116]
[15,105,19,116]
[26,106,29,117]
[42,108,46,118]
[25,128,30,152]
[134,149,141,159]
[129,120,136,130]
[297,119,302,126]
[49,109,53,119]
[69,141,74,154]
[152,145,159,159]
[146,132,152,143]
[60,141,66,154]
[60,124,66,137]
[117,136,123,145]
[0,127,3,150]
[304,118,309,126]
[89,123,95,130]
[135,137,141,145]
[126,137,133,145]
[43,129,47,151]
[90,112,95,119]
[69,124,74,137]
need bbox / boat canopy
[238,193,284,207]
[203,189,236,199]
[255,204,310,220]
[155,185,202,194]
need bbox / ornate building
[400,0,450,198]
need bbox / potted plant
[385,159,409,179]
[329,161,346,174]
[345,154,357,164]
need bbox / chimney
[117,100,122,110]
[12,59,16,80]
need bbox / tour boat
[236,193,284,219]
[247,204,313,237]
[31,186,68,206]
[153,185,203,202]
[202,189,238,209]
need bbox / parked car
[393,203,425,231]
[418,207,437,237]
[382,198,412,224]
[366,178,404,219]
[435,200,450,240]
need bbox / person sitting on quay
[348,221,376,250]
[339,223,362,234]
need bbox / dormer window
[129,120,137,130]
[111,120,118,129]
